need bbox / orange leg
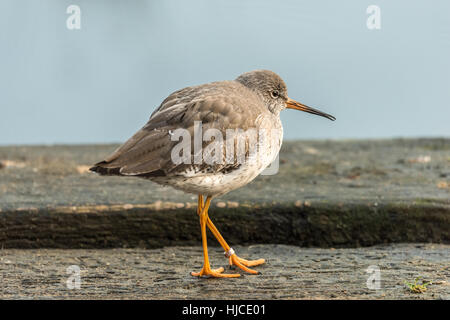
[191,196,240,278]
[197,195,265,275]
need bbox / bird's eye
[271,90,279,99]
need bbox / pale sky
[1,0,449,145]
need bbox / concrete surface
[0,138,449,248]
[0,244,448,300]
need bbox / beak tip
[287,99,336,121]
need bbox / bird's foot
[226,248,265,275]
[191,265,240,278]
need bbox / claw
[228,254,265,275]
[191,266,240,278]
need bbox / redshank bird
[90,70,335,278]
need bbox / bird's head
[236,70,335,121]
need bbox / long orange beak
[286,98,336,121]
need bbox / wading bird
[90,70,335,278]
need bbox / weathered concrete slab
[0,138,449,248]
[0,244,448,299]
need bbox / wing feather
[90,81,265,177]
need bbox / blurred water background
[1,0,449,145]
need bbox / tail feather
[89,162,122,176]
